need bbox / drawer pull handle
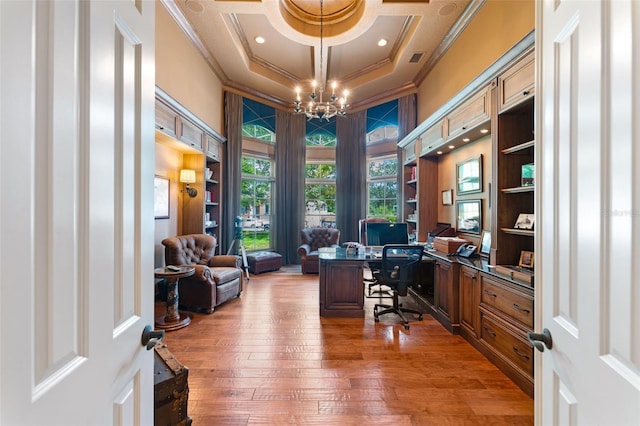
[513,303,530,313]
[523,90,530,96]
[513,347,530,360]
[483,326,496,338]
[483,290,497,297]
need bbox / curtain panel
[275,111,306,264]
[223,91,243,254]
[336,109,367,243]
[397,94,417,222]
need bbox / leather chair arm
[190,264,215,283]
[208,255,242,268]
[297,244,311,257]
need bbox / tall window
[241,156,273,250]
[304,163,336,228]
[367,156,398,220]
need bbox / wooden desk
[318,249,368,317]
[154,266,195,331]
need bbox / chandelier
[293,0,349,121]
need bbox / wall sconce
[179,169,197,198]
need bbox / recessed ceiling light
[448,145,455,149]
[462,138,470,142]
[255,36,265,44]
[437,151,443,155]
[377,39,388,47]
[480,128,489,134]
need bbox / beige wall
[154,143,183,267]
[417,0,534,122]
[156,5,224,133]
[436,135,491,247]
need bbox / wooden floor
[160,265,534,425]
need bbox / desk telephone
[455,244,477,258]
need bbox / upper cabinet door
[445,85,491,140]
[155,99,178,139]
[178,117,204,152]
[497,51,535,113]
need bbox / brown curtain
[223,91,243,254]
[397,94,417,221]
[275,111,306,264]
[336,110,367,242]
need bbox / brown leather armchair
[162,234,243,313]
[297,227,340,274]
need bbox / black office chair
[373,244,425,329]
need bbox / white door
[536,0,640,424]
[0,0,156,424]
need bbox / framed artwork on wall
[442,189,453,206]
[154,176,170,219]
[457,154,483,194]
[457,199,481,234]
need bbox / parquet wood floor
[159,265,533,425]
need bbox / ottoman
[247,251,282,274]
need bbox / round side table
[154,266,195,331]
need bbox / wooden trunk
[154,343,191,426]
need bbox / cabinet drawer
[498,51,535,112]
[155,100,178,139]
[480,313,533,377]
[480,274,533,328]
[445,86,490,139]
[178,118,203,151]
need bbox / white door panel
[0,0,155,424]
[537,0,640,424]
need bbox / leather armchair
[297,227,340,274]
[162,234,243,313]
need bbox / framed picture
[518,250,534,268]
[456,199,482,234]
[457,154,482,194]
[514,213,535,230]
[479,230,491,257]
[521,163,535,186]
[154,176,170,219]
[442,189,453,206]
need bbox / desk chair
[373,244,425,329]
[358,218,390,297]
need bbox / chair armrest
[297,244,311,257]
[208,255,242,268]
[189,264,214,282]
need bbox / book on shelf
[411,166,416,181]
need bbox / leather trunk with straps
[154,343,191,426]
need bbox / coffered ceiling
[161,0,482,111]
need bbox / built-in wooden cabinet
[154,89,226,246]
[497,51,535,113]
[155,99,178,139]
[445,85,491,140]
[400,40,535,397]
[178,117,204,152]
[478,272,534,394]
[493,50,535,266]
[459,265,479,338]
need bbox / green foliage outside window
[241,156,273,250]
[306,134,336,146]
[367,157,398,221]
[242,124,275,142]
